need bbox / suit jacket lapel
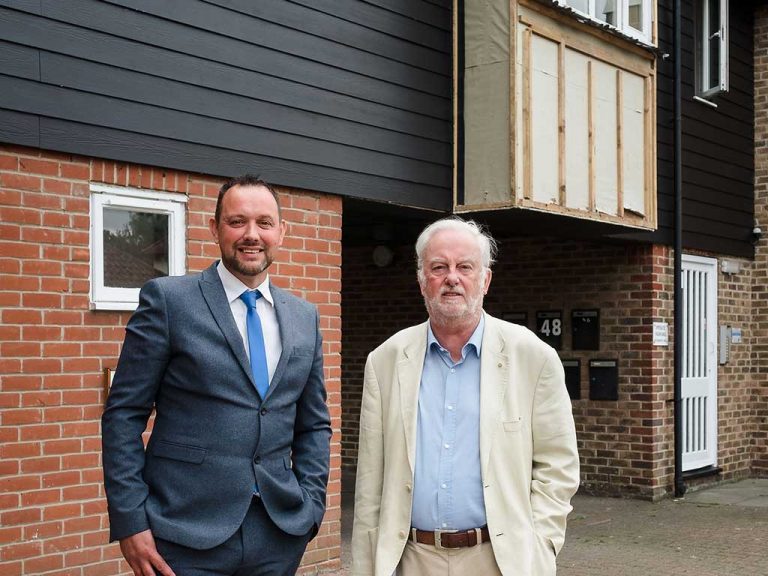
[199,263,255,388]
[480,314,510,480]
[268,284,294,400]
[398,322,428,474]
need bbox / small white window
[559,0,652,43]
[90,184,187,310]
[696,0,728,97]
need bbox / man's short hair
[415,217,498,282]
[214,174,281,223]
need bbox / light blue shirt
[411,316,487,531]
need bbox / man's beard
[424,286,484,328]
[222,244,273,278]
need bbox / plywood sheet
[530,34,559,204]
[622,71,645,215]
[592,60,618,215]
[564,48,590,210]
[463,0,510,205]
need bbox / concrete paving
[558,478,768,576]
[333,478,768,576]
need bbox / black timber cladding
[0,0,453,211]
[631,0,754,257]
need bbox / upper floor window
[558,0,652,43]
[695,0,728,97]
[90,184,187,310]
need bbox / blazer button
[260,408,268,416]
[254,456,261,464]
[406,484,412,492]
[398,530,406,540]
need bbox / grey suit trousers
[154,496,312,576]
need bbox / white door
[681,254,718,471]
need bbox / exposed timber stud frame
[455,0,658,232]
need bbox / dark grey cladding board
[0,40,39,80]
[0,109,39,147]
[36,53,450,166]
[0,9,449,139]
[37,118,451,211]
[0,0,452,210]
[0,76,449,187]
[624,0,755,258]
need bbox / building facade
[1,1,767,575]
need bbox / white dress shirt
[216,262,282,384]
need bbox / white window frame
[90,184,187,311]
[696,0,729,98]
[557,0,653,44]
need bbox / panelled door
[681,255,718,471]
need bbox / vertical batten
[558,40,566,206]
[588,59,595,212]
[510,0,518,204]
[523,27,532,200]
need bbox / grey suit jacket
[102,263,331,549]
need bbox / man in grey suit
[102,175,331,576]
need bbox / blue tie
[239,290,270,400]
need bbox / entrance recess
[680,254,718,471]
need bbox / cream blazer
[351,313,580,576]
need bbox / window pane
[707,0,721,88]
[595,0,616,26]
[708,39,720,88]
[628,0,643,31]
[103,208,169,288]
[566,0,589,13]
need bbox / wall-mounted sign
[536,310,562,350]
[652,322,669,346]
[503,311,528,327]
[572,309,600,350]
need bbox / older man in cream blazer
[352,217,580,576]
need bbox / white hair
[415,217,497,283]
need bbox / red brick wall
[340,244,427,473]
[753,5,768,476]
[0,145,342,575]
[341,235,759,499]
[473,239,675,498]
[715,255,758,480]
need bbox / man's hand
[119,529,176,576]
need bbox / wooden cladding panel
[622,71,646,216]
[530,34,560,205]
[0,0,451,209]
[592,59,619,216]
[564,50,590,211]
[514,7,655,229]
[521,32,650,220]
[458,0,656,231]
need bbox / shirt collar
[427,313,485,359]
[216,260,275,307]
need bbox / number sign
[536,310,562,350]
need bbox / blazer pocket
[152,439,207,464]
[503,417,522,433]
